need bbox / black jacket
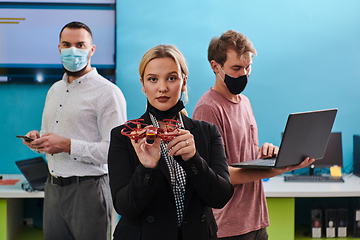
[108,112,234,240]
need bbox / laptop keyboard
[239,158,276,166]
[257,159,276,166]
[284,175,344,182]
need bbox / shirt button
[147,216,154,223]
[201,215,206,222]
[66,90,69,92]
[56,121,58,123]
[74,158,77,160]
[60,105,62,107]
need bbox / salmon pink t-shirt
[193,88,269,238]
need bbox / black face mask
[219,67,249,95]
[223,74,248,95]
[147,100,185,120]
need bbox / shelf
[295,226,358,239]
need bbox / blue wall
[1,84,48,173]
[116,0,360,172]
[1,0,359,173]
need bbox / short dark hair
[208,30,257,67]
[59,21,93,40]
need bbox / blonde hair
[139,44,189,106]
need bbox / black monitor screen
[353,135,360,177]
[312,132,343,168]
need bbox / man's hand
[283,157,315,172]
[29,132,71,155]
[229,157,315,185]
[22,130,41,148]
[266,157,316,177]
[258,142,279,159]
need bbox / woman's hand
[131,127,161,168]
[166,129,196,161]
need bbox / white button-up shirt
[40,68,127,177]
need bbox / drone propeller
[121,118,182,142]
[121,119,148,142]
[157,119,181,141]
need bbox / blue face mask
[60,47,89,72]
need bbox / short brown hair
[59,21,93,41]
[208,30,257,66]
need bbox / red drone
[121,119,181,142]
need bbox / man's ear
[89,44,96,57]
[210,60,220,74]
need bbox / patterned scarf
[149,112,187,227]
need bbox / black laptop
[230,108,338,169]
[15,157,49,191]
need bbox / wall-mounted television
[0,1,115,83]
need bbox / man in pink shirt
[193,30,314,240]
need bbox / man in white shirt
[23,21,127,240]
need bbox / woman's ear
[140,77,146,93]
[182,75,187,91]
[181,75,187,93]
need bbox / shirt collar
[62,68,98,86]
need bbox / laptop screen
[15,157,49,190]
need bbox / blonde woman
[108,44,233,240]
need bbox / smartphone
[16,135,34,142]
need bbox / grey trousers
[43,175,112,240]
